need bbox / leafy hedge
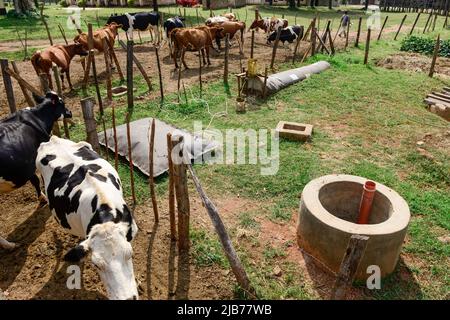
[400,35,450,58]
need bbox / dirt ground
[376,51,450,77]
[0,28,397,300]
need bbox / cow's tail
[30,51,42,75]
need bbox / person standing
[338,11,350,38]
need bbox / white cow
[36,136,139,300]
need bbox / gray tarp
[248,61,331,95]
[98,118,218,178]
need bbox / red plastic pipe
[357,181,376,224]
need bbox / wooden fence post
[355,17,362,47]
[330,235,369,300]
[172,136,190,252]
[102,38,113,106]
[125,112,136,206]
[270,26,282,70]
[58,23,68,45]
[52,65,70,139]
[111,105,119,171]
[377,15,389,40]
[224,34,230,86]
[364,28,371,65]
[311,18,317,56]
[167,133,176,241]
[40,3,53,46]
[0,59,16,113]
[429,34,440,78]
[250,30,255,59]
[127,39,134,113]
[423,11,433,33]
[410,12,421,34]
[154,45,164,103]
[148,118,159,222]
[188,164,255,297]
[81,97,100,153]
[394,14,407,40]
[118,40,153,93]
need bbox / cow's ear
[64,240,90,262]
[45,91,60,105]
[32,92,44,104]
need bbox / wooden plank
[426,93,450,103]
[330,235,369,300]
[11,61,33,107]
[5,67,41,96]
[424,97,450,107]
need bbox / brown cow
[74,23,121,68]
[171,26,223,69]
[210,21,245,51]
[31,43,88,90]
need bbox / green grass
[3,4,448,300]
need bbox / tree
[13,0,35,15]
[289,0,296,8]
[364,0,369,11]
[153,0,158,12]
[328,0,332,10]
[310,0,315,8]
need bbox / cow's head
[33,91,72,119]
[64,221,138,300]
[249,19,261,30]
[73,42,89,56]
[208,26,225,40]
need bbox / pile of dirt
[376,52,450,77]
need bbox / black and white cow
[36,136,139,300]
[267,25,304,45]
[0,92,72,250]
[163,16,185,38]
[107,12,161,41]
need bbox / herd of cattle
[0,10,304,300]
[30,11,303,88]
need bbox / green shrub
[77,0,87,7]
[127,0,135,7]
[400,35,450,58]
[59,0,69,7]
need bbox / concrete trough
[276,121,313,141]
[297,174,410,280]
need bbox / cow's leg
[181,48,189,69]
[201,48,207,66]
[216,38,221,52]
[30,174,47,208]
[66,68,73,91]
[173,46,179,69]
[47,73,54,91]
[0,237,16,250]
[206,47,211,66]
